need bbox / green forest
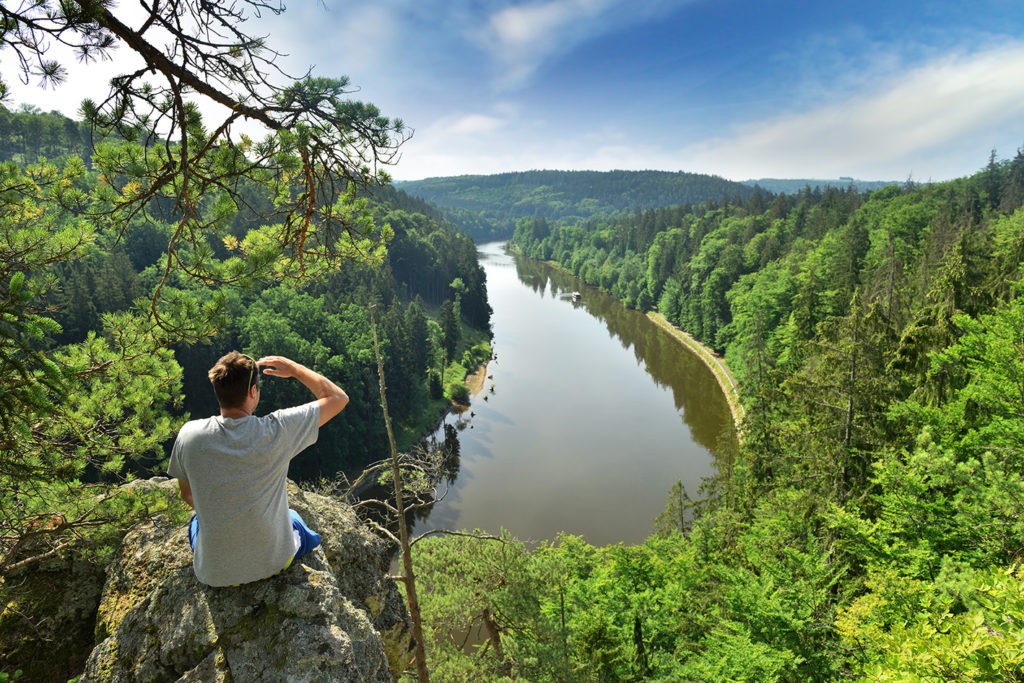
[400,153,1024,680]
[398,170,757,242]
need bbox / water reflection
[417,242,736,546]
[510,252,736,454]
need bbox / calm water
[420,242,736,546]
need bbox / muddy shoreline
[647,312,745,432]
[464,362,489,396]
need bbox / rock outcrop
[78,479,412,682]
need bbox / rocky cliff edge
[73,479,413,682]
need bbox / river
[418,242,737,547]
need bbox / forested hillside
[0,105,490,581]
[407,153,1024,680]
[741,177,897,194]
[397,169,755,241]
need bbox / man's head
[209,351,260,409]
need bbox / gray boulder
[79,481,413,682]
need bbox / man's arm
[177,478,194,508]
[256,355,349,426]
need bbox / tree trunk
[370,306,430,682]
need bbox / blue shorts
[188,509,321,563]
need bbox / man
[168,351,349,587]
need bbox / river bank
[464,361,489,395]
[647,312,745,432]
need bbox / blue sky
[10,0,1024,182]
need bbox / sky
[8,0,1024,183]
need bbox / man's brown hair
[208,351,258,409]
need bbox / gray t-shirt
[167,402,320,586]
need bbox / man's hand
[255,355,302,379]
[256,355,349,426]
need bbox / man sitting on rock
[168,352,349,587]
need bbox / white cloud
[488,0,613,47]
[449,114,507,134]
[392,115,671,180]
[682,43,1024,180]
[393,107,519,178]
[254,4,400,79]
[476,0,690,89]
[479,0,612,87]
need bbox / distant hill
[396,170,755,241]
[742,177,898,194]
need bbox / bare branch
[410,529,506,548]
[1,540,72,574]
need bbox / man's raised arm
[256,355,349,426]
